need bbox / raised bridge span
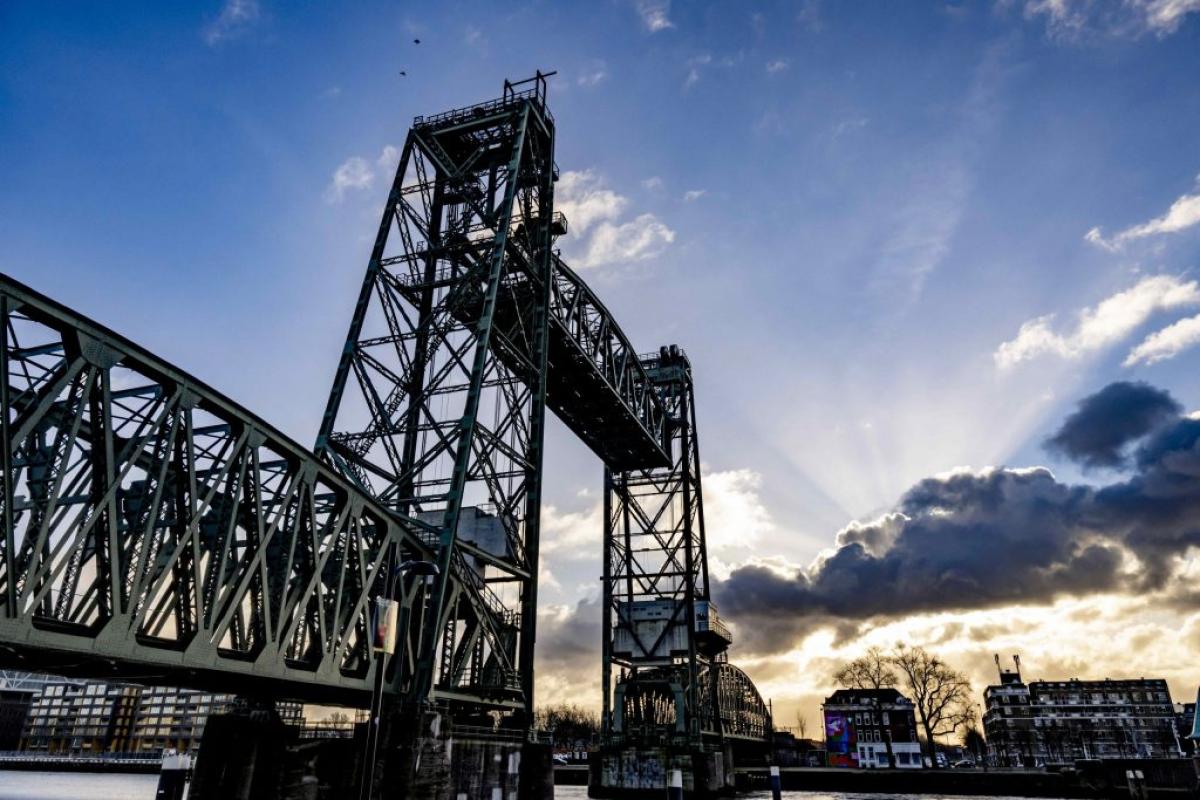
[0,74,768,797]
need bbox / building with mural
[822,688,922,768]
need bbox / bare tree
[535,703,601,750]
[832,646,897,689]
[891,645,973,769]
[794,712,808,740]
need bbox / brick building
[823,688,922,769]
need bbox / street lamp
[357,551,439,800]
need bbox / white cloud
[556,170,629,235]
[1125,312,1200,366]
[1021,0,1200,38]
[682,189,706,202]
[635,0,674,32]
[540,501,601,559]
[866,43,1009,309]
[464,26,484,46]
[1138,0,1200,33]
[642,176,664,191]
[580,214,675,269]
[1086,185,1200,250]
[325,145,398,203]
[832,117,869,137]
[556,170,676,270]
[683,54,713,89]
[1022,0,1089,36]
[995,274,1200,368]
[754,109,786,136]
[376,145,399,174]
[766,58,790,74]
[203,0,260,45]
[577,64,608,87]
[797,0,824,32]
[325,157,374,203]
[701,469,777,578]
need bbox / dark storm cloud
[535,596,602,675]
[715,382,1200,656]
[1044,381,1181,469]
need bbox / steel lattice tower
[602,345,730,743]
[316,73,557,717]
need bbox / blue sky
[5,0,1200,717]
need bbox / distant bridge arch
[612,662,770,744]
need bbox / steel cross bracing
[0,274,440,703]
[315,73,668,718]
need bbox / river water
[0,773,1067,800]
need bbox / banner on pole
[373,597,399,654]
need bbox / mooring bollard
[667,768,683,800]
[769,765,782,800]
[154,749,190,800]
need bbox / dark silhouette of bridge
[0,73,768,798]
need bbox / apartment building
[20,680,140,753]
[14,672,304,755]
[983,655,1182,767]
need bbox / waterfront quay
[0,751,160,774]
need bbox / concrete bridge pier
[381,705,554,800]
[588,743,735,799]
[190,698,289,800]
[375,708,554,800]
[189,701,552,800]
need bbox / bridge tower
[595,346,769,798]
[315,71,559,789]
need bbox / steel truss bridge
[0,73,767,751]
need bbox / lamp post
[357,550,439,800]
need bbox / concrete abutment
[191,705,554,800]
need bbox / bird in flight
[413,38,421,44]
[399,70,407,77]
